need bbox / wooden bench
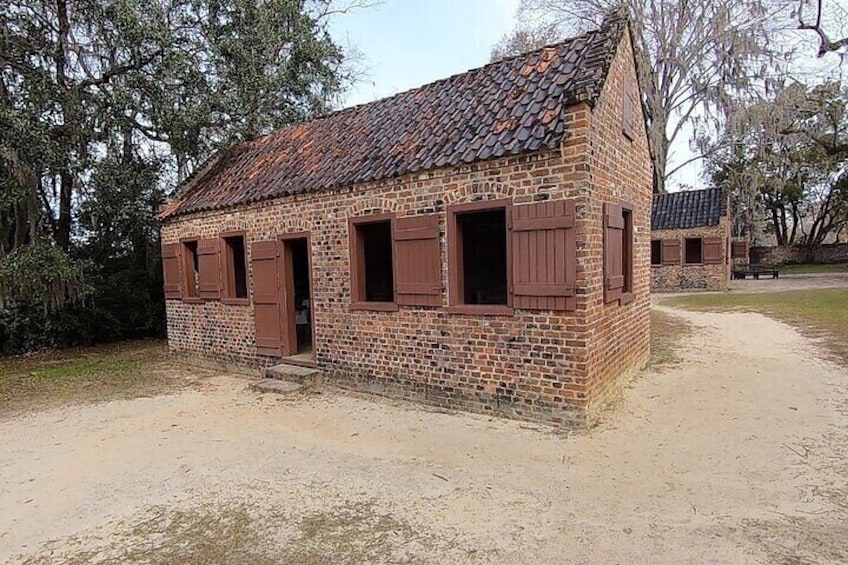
[732,264,780,280]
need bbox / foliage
[0,0,362,353]
[489,22,562,62]
[497,0,794,193]
[708,81,848,245]
[0,243,92,311]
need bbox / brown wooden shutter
[604,203,624,303]
[394,215,441,307]
[161,242,181,300]
[197,238,221,300]
[731,240,749,259]
[251,240,283,357]
[511,200,577,311]
[703,237,723,264]
[661,239,681,265]
[623,77,637,140]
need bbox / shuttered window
[731,240,749,260]
[161,243,181,300]
[394,215,441,307]
[448,200,511,315]
[511,200,577,312]
[650,240,662,266]
[181,239,200,300]
[662,239,681,265]
[703,236,723,264]
[684,238,703,264]
[604,202,634,305]
[251,240,283,357]
[222,232,249,303]
[197,238,222,300]
[350,214,396,310]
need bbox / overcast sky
[329,0,845,192]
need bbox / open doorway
[280,235,314,363]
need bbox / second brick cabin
[158,11,652,426]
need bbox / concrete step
[250,378,304,395]
[265,363,323,387]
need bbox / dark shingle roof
[161,10,630,220]
[651,188,726,230]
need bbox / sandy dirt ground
[1,307,847,564]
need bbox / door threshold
[278,355,317,369]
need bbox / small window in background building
[223,235,248,299]
[685,238,703,264]
[182,240,199,298]
[353,220,395,303]
[651,240,662,266]
[457,208,508,305]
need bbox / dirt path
[1,308,846,564]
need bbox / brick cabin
[158,11,653,426]
[650,188,747,292]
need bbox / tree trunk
[56,171,73,251]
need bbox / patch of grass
[649,309,691,370]
[0,340,203,417]
[665,288,848,365]
[779,263,848,275]
[21,499,459,565]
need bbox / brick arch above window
[446,180,515,205]
[348,196,399,217]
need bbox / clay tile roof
[161,9,630,220]
[651,188,726,231]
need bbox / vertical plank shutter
[731,240,749,260]
[251,240,283,357]
[661,239,681,265]
[394,215,441,307]
[512,200,577,311]
[197,239,221,300]
[623,77,637,140]
[161,243,181,300]
[604,203,624,303]
[703,237,723,264]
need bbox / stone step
[250,378,304,395]
[265,363,323,387]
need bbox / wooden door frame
[277,232,315,361]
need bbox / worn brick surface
[161,22,651,427]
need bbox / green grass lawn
[666,288,848,365]
[0,340,205,417]
[779,263,848,275]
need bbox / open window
[350,214,396,310]
[181,239,200,301]
[222,232,248,303]
[651,240,662,266]
[448,201,510,314]
[604,202,634,304]
[685,237,703,264]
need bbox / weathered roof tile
[651,188,726,230]
[162,10,630,219]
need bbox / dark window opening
[224,235,248,298]
[685,238,703,264]
[357,221,394,302]
[651,240,662,266]
[622,208,633,293]
[458,209,507,305]
[182,240,199,298]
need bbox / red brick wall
[161,33,651,426]
[579,31,653,419]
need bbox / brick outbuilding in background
[159,9,653,426]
